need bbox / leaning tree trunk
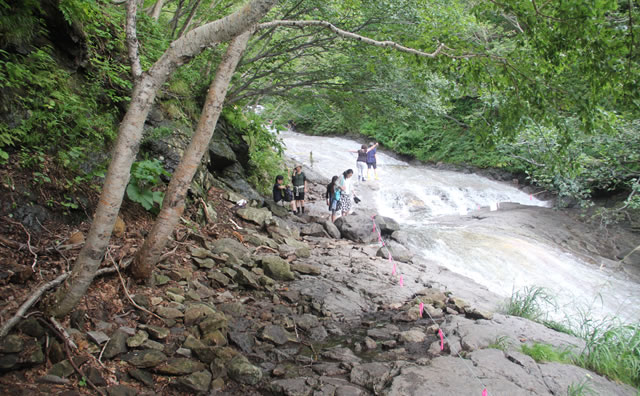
[132,31,251,280]
[149,0,165,21]
[50,0,277,318]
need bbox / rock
[398,329,426,344]
[207,238,251,262]
[155,358,206,375]
[266,217,301,240]
[208,271,230,287]
[236,207,272,227]
[322,220,341,239]
[234,267,261,289]
[48,360,75,378]
[465,307,494,320]
[106,385,138,396]
[36,375,69,385]
[113,216,126,238]
[175,370,212,394]
[222,190,245,203]
[83,366,106,387]
[374,216,400,235]
[228,354,262,385]
[142,339,165,351]
[86,330,110,345]
[390,230,411,245]
[290,262,321,275]
[228,332,255,354]
[199,311,228,336]
[334,214,377,243]
[129,368,154,387]
[244,232,279,249]
[184,303,217,326]
[376,242,413,263]
[0,334,23,353]
[155,306,184,319]
[192,257,215,269]
[350,362,395,394]
[415,288,448,309]
[312,363,348,376]
[261,255,295,281]
[122,349,167,368]
[294,314,320,330]
[267,201,290,218]
[321,347,361,363]
[539,361,637,396]
[260,325,296,345]
[166,291,185,303]
[450,297,470,312]
[300,223,326,237]
[154,273,170,286]
[139,324,170,340]
[364,337,377,350]
[17,318,44,338]
[102,329,128,359]
[268,377,316,396]
[367,325,399,341]
[127,331,149,348]
[308,326,328,342]
[294,246,312,258]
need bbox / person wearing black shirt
[273,175,295,213]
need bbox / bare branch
[126,0,143,78]
[256,20,446,58]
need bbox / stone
[294,314,320,330]
[350,362,395,394]
[142,339,165,351]
[237,207,272,227]
[211,377,224,391]
[308,326,328,341]
[291,262,320,275]
[294,246,312,258]
[113,216,126,238]
[202,330,227,346]
[222,191,245,203]
[192,257,215,269]
[36,375,69,385]
[183,335,206,350]
[465,307,494,320]
[299,223,326,237]
[398,329,427,344]
[234,268,261,289]
[155,306,184,319]
[175,370,212,394]
[129,368,154,387]
[323,220,341,239]
[154,273,170,286]
[176,347,192,358]
[374,216,400,235]
[208,271,230,287]
[127,331,149,348]
[228,354,262,385]
[184,303,217,326]
[260,325,297,345]
[267,201,290,218]
[190,246,214,259]
[166,291,185,303]
[268,377,317,396]
[155,358,206,375]
[364,337,377,350]
[17,318,45,338]
[228,332,254,354]
[312,363,348,376]
[334,214,377,243]
[367,325,399,341]
[450,297,470,312]
[321,347,361,363]
[376,242,413,263]
[122,349,167,368]
[208,238,250,262]
[106,385,138,396]
[0,334,23,353]
[139,324,170,340]
[266,217,301,240]
[261,255,295,281]
[102,329,128,359]
[48,360,75,378]
[84,366,107,387]
[244,232,279,249]
[415,288,448,309]
[219,302,246,317]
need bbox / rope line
[371,215,490,396]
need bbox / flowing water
[279,130,640,322]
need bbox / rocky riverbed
[0,169,637,395]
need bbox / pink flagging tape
[392,262,396,275]
[530,195,533,200]
[483,389,488,396]
[399,275,403,287]
[419,302,424,318]
[438,329,444,351]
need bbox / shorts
[329,199,338,212]
[367,161,377,169]
[293,186,305,200]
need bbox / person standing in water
[336,169,356,217]
[349,144,373,182]
[366,141,379,180]
[291,164,308,214]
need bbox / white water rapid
[279,130,640,322]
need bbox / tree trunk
[50,0,277,318]
[132,31,251,280]
[176,0,202,38]
[149,0,165,21]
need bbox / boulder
[102,329,129,359]
[184,303,217,326]
[267,201,290,218]
[299,223,326,237]
[207,238,250,263]
[234,268,261,289]
[374,216,401,235]
[334,214,377,243]
[228,354,263,385]
[261,255,295,281]
[122,349,167,368]
[236,207,272,227]
[266,217,301,240]
[323,220,341,239]
[376,242,413,263]
[175,370,212,394]
[350,362,395,394]
[155,358,206,375]
[260,325,297,345]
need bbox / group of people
[272,141,380,221]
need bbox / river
[279,130,640,323]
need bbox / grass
[504,286,640,389]
[486,336,512,352]
[567,379,596,396]
[520,343,572,364]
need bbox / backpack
[284,187,293,202]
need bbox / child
[325,176,339,222]
[273,175,296,214]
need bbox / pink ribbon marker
[399,275,404,287]
[391,262,396,275]
[419,302,424,318]
[530,194,533,200]
[482,389,488,396]
[438,329,444,351]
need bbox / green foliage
[503,286,557,321]
[486,336,511,352]
[567,379,596,396]
[520,343,572,364]
[126,159,170,211]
